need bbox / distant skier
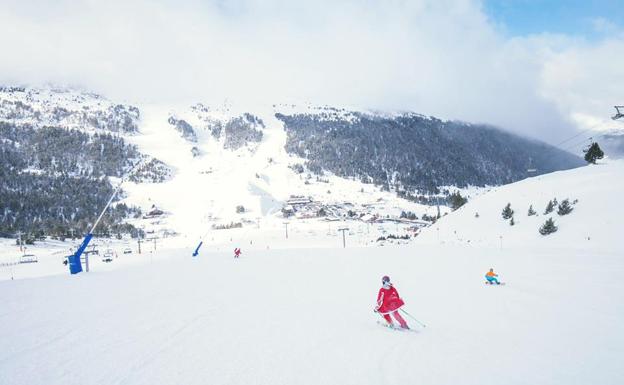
[234,248,241,258]
[485,268,500,285]
[374,275,409,329]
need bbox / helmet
[382,275,390,283]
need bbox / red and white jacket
[376,284,405,314]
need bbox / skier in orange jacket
[485,268,500,285]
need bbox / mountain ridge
[0,86,585,240]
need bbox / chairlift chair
[101,249,114,263]
[613,106,624,121]
[526,157,537,173]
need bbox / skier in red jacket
[375,275,409,329]
[234,248,241,258]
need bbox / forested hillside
[277,111,584,192]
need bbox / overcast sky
[0,0,622,144]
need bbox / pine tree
[510,217,515,226]
[583,142,604,164]
[475,212,480,218]
[449,191,468,210]
[557,199,573,215]
[528,205,536,216]
[539,218,558,235]
[544,200,555,214]
[501,203,514,219]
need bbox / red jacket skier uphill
[375,276,409,329]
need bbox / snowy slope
[1,243,623,385]
[121,102,442,241]
[416,160,624,252]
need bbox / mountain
[0,87,170,240]
[0,87,584,241]
[599,130,624,158]
[276,109,584,192]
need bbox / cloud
[0,0,622,144]
[539,33,624,135]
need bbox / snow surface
[418,160,624,252]
[1,160,624,385]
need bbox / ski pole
[399,308,427,328]
[374,310,393,325]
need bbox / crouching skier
[374,275,409,330]
[485,268,500,285]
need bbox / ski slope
[121,102,446,239]
[1,243,623,385]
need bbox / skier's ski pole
[399,308,427,328]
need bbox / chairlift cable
[562,137,591,152]
[555,122,604,147]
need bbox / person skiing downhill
[485,268,500,284]
[234,248,241,258]
[375,276,409,329]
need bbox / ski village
[1,2,624,385]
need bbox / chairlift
[101,249,114,263]
[612,106,624,121]
[19,254,38,264]
[526,157,537,174]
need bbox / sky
[484,0,622,38]
[0,0,622,144]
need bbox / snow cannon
[192,241,203,257]
[68,233,93,274]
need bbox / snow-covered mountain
[599,130,624,158]
[125,100,585,240]
[0,86,139,133]
[0,86,584,243]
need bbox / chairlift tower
[338,227,349,248]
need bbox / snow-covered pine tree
[502,203,514,219]
[557,199,573,215]
[539,218,558,235]
[544,200,555,214]
[584,142,604,164]
[449,191,467,210]
[528,205,536,216]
